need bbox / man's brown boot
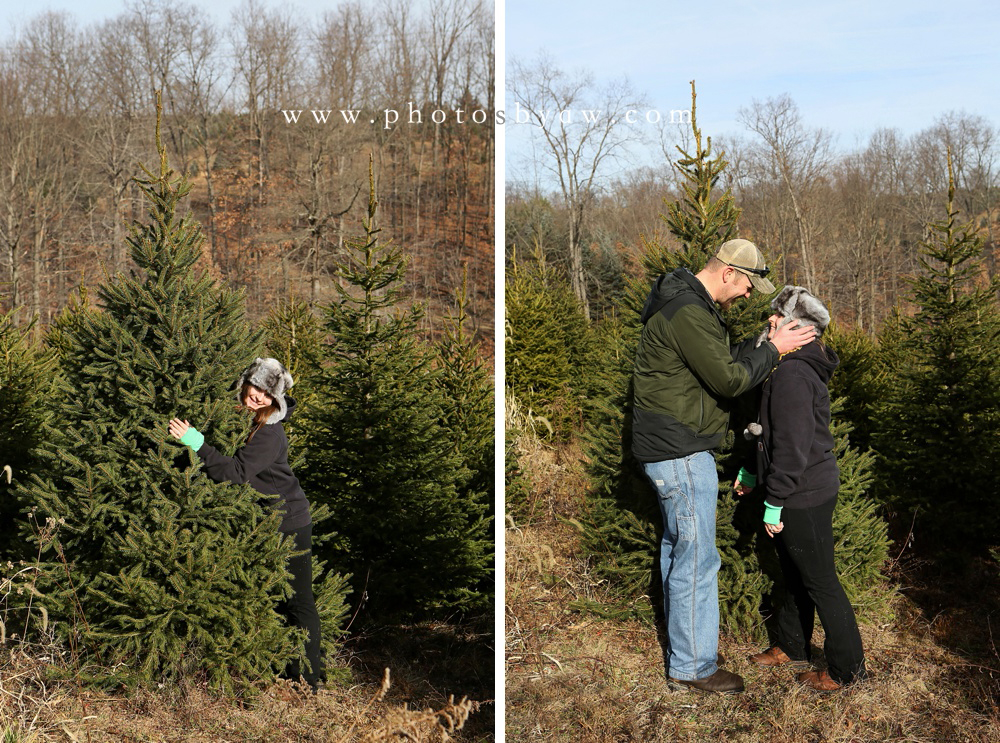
[668,668,745,694]
[750,646,810,669]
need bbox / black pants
[278,524,324,688]
[771,495,867,685]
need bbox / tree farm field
[505,438,1000,743]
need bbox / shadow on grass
[893,554,1000,715]
[342,612,495,741]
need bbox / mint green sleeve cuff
[737,467,756,487]
[763,501,783,525]
[179,427,204,452]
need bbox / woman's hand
[764,521,784,538]
[168,418,191,440]
[169,419,206,452]
[733,479,753,497]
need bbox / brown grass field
[505,440,1000,742]
[0,618,494,742]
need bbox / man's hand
[733,479,753,497]
[770,320,816,354]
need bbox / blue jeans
[643,451,721,681]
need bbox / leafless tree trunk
[509,54,645,320]
[231,0,301,205]
[174,8,231,261]
[739,95,833,293]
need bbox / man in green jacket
[632,239,815,694]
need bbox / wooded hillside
[0,0,495,354]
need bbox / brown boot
[797,669,842,692]
[750,646,810,669]
[668,668,745,694]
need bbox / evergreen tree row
[507,85,891,636]
[0,118,493,690]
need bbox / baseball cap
[715,239,776,294]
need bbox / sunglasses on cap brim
[726,263,770,278]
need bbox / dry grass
[0,619,493,742]
[506,440,1000,743]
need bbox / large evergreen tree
[15,109,323,690]
[873,157,1000,552]
[302,163,491,619]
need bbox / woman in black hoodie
[168,357,323,691]
[734,287,867,692]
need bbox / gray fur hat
[237,357,294,424]
[770,285,830,335]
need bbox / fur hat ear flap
[237,357,294,424]
[770,286,830,334]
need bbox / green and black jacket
[631,268,779,463]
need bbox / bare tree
[15,11,91,116]
[831,146,890,330]
[373,0,426,105]
[369,0,426,237]
[508,54,645,319]
[425,0,481,109]
[86,15,150,273]
[1,14,86,321]
[470,1,494,226]
[230,0,302,202]
[314,2,374,108]
[912,112,999,260]
[126,0,206,173]
[172,8,233,260]
[738,94,833,292]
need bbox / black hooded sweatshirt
[196,396,311,532]
[756,341,840,510]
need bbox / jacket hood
[641,268,714,325]
[780,341,839,384]
[281,395,297,424]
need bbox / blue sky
[504,0,1000,180]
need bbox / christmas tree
[505,247,593,440]
[824,322,887,453]
[0,312,56,562]
[263,297,325,444]
[261,298,354,657]
[434,269,495,605]
[873,154,1000,552]
[301,161,492,619]
[16,103,330,690]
